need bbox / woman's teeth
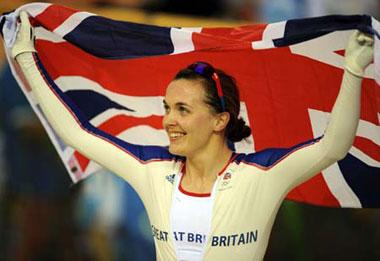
[169,132,185,138]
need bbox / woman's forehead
[165,79,205,105]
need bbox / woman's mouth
[168,132,186,142]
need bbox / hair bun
[227,117,251,142]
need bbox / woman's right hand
[11,11,36,59]
[344,30,374,77]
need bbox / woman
[12,11,373,261]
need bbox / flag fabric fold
[1,3,380,208]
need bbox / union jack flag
[1,3,380,208]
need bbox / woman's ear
[214,112,230,132]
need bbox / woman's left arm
[269,31,374,190]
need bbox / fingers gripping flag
[1,3,380,208]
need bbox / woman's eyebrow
[163,100,193,108]
[175,102,192,108]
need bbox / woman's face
[163,79,219,157]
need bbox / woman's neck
[181,140,233,193]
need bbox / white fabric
[171,174,213,261]
[14,49,364,260]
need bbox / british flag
[1,3,380,208]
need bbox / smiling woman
[11,11,374,261]
[162,62,251,196]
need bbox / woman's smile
[168,131,187,142]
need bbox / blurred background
[0,0,380,260]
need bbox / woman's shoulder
[232,137,322,168]
[233,148,289,168]
[118,143,184,163]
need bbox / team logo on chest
[223,172,232,180]
[165,174,176,184]
[219,172,233,191]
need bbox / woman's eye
[163,105,170,113]
[178,106,189,114]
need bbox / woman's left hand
[344,30,374,77]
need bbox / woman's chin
[168,145,186,157]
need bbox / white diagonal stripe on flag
[53,11,95,37]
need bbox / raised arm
[268,30,374,191]
[11,12,170,191]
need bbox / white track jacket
[16,52,362,260]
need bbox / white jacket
[16,52,362,260]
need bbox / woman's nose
[163,111,177,127]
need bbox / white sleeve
[268,70,362,191]
[16,52,152,191]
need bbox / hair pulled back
[174,62,251,142]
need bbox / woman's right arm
[12,12,155,188]
[263,30,373,193]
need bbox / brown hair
[174,62,251,142]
